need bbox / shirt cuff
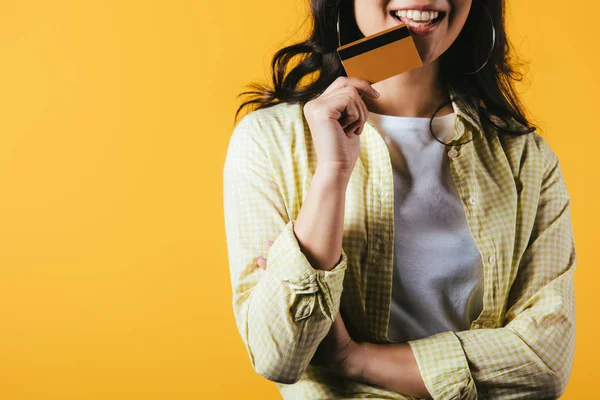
[265,219,348,322]
[407,331,477,400]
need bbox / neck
[363,59,454,118]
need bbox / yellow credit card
[337,23,423,84]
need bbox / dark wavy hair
[233,0,537,138]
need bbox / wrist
[314,164,352,188]
[344,341,370,381]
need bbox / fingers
[256,240,274,270]
[338,95,361,131]
[344,118,363,136]
[257,257,267,269]
[321,76,380,99]
[308,77,376,136]
[335,87,367,135]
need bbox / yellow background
[0,0,596,398]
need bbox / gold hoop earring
[461,1,496,75]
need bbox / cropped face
[353,0,472,64]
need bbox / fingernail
[371,86,380,97]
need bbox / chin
[413,39,444,65]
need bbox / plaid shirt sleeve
[223,113,348,384]
[407,135,576,400]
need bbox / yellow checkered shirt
[223,98,576,399]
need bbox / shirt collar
[448,88,484,142]
[364,90,485,144]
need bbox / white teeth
[394,9,440,22]
[406,21,429,27]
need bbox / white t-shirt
[367,110,485,343]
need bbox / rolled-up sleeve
[223,113,348,384]
[407,138,577,399]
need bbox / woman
[223,0,576,399]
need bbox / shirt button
[468,196,477,205]
[448,148,459,159]
[482,320,495,328]
[488,255,496,265]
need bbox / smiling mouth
[390,9,446,28]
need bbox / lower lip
[391,13,444,36]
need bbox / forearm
[225,114,352,384]
[241,167,351,382]
[293,165,350,271]
[353,342,432,399]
